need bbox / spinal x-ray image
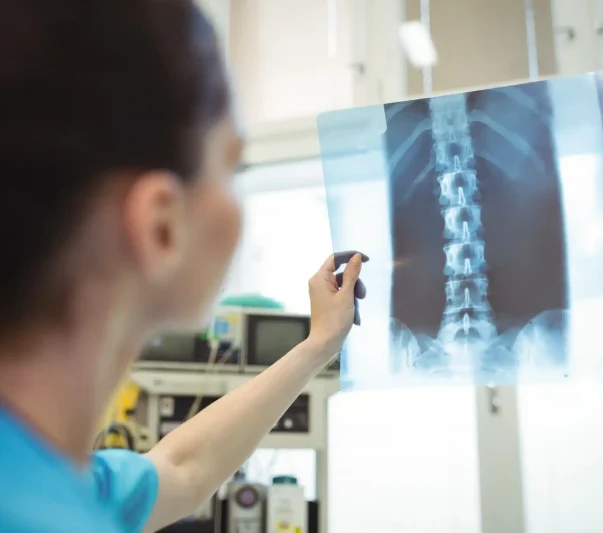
[318,73,603,389]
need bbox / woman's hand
[307,251,369,358]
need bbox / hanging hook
[555,26,576,41]
[487,385,501,415]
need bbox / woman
[0,1,366,532]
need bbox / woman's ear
[123,171,189,284]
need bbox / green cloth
[220,294,284,310]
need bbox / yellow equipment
[95,380,141,451]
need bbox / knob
[554,26,576,41]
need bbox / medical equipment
[131,371,336,533]
[266,477,307,533]
[211,307,341,375]
[135,308,340,376]
[138,331,241,372]
[224,482,266,533]
[211,307,310,372]
[132,298,343,532]
[212,477,309,533]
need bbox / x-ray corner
[318,72,603,390]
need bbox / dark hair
[0,0,230,330]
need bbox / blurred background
[109,2,603,533]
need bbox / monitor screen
[252,319,308,365]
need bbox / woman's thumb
[341,253,362,293]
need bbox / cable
[184,338,218,422]
[185,337,237,422]
[93,422,136,451]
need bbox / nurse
[0,1,366,532]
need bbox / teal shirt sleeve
[91,449,159,533]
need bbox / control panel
[210,310,242,349]
[156,393,310,439]
[272,394,309,433]
[157,394,221,439]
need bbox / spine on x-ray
[429,94,497,352]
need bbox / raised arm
[142,252,367,533]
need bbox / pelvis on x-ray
[384,84,568,381]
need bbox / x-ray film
[318,73,603,389]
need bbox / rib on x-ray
[318,73,603,388]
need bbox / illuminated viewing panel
[319,73,603,388]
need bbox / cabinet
[551,0,603,74]
[227,0,405,125]
[225,0,406,164]
[403,0,557,96]
[229,0,362,125]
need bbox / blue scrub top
[0,407,159,533]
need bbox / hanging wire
[184,334,238,422]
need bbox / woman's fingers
[335,272,367,299]
[333,250,370,271]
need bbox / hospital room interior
[99,1,603,532]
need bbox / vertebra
[429,94,497,359]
